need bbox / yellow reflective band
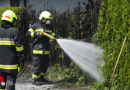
[45,51,50,54]
[0,41,15,45]
[16,46,24,51]
[31,32,34,38]
[33,50,43,54]
[45,30,52,33]
[28,28,34,33]
[0,89,5,90]
[32,74,40,79]
[28,28,34,38]
[0,64,18,70]
[35,28,44,32]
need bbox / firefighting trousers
[0,71,17,90]
[32,54,49,80]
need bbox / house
[0,0,27,7]
[0,0,49,11]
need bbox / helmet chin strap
[42,23,46,27]
[41,19,51,27]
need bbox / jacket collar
[1,21,14,29]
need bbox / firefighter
[26,11,55,85]
[0,10,24,90]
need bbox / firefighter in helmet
[26,11,55,85]
[0,10,24,90]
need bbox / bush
[93,0,130,89]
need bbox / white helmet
[39,11,53,23]
[1,10,17,23]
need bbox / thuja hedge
[0,7,30,61]
[93,0,130,89]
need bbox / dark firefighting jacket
[26,22,55,55]
[0,21,24,73]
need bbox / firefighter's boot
[32,78,43,85]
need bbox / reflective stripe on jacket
[33,50,50,54]
[26,22,55,55]
[0,27,24,72]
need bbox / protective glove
[18,59,24,72]
[17,52,24,72]
[18,67,21,72]
[34,32,43,38]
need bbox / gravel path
[16,83,63,90]
[15,83,89,90]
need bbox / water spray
[42,32,104,81]
[57,39,104,81]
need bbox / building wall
[0,0,10,7]
[0,0,24,7]
[27,0,44,11]
[20,0,24,7]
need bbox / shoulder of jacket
[31,23,42,30]
[8,27,17,30]
[8,27,20,33]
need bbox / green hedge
[93,0,130,89]
[0,7,30,61]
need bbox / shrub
[93,0,130,89]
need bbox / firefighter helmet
[39,11,53,23]
[1,10,17,23]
